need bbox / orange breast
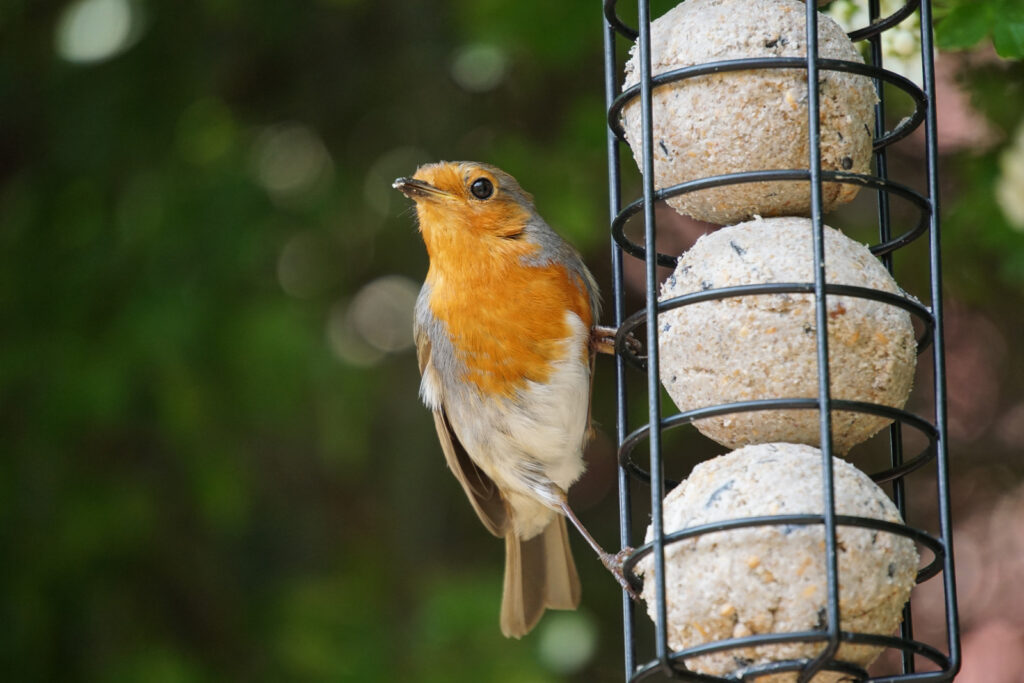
[427,255,593,399]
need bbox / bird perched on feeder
[394,161,629,638]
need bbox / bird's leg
[556,495,640,600]
[590,325,644,358]
[590,325,618,356]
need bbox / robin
[394,161,630,638]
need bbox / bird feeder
[602,0,961,680]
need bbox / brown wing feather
[417,328,509,538]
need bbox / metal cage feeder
[601,0,961,680]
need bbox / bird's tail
[500,515,581,638]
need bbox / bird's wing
[416,330,510,538]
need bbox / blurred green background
[2,1,1024,681]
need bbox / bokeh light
[277,231,336,299]
[252,123,334,202]
[55,0,140,64]
[348,275,419,353]
[325,275,419,366]
[451,43,509,93]
[997,121,1024,231]
[326,300,384,367]
[536,610,599,674]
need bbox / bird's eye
[470,177,494,200]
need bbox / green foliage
[0,1,618,681]
[935,0,1024,58]
[941,58,1024,295]
[957,59,1024,134]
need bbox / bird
[393,161,629,638]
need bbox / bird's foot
[591,325,643,358]
[601,547,642,601]
[555,495,642,601]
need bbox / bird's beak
[393,177,451,201]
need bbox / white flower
[824,0,923,85]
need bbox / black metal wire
[918,0,962,675]
[615,281,936,369]
[617,397,939,488]
[866,0,918,673]
[622,514,946,589]
[610,168,932,267]
[602,0,960,680]
[604,0,923,42]
[605,10,639,679]
[633,0,672,674]
[607,57,928,151]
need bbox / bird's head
[393,161,540,259]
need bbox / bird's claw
[591,325,644,358]
[601,547,642,602]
